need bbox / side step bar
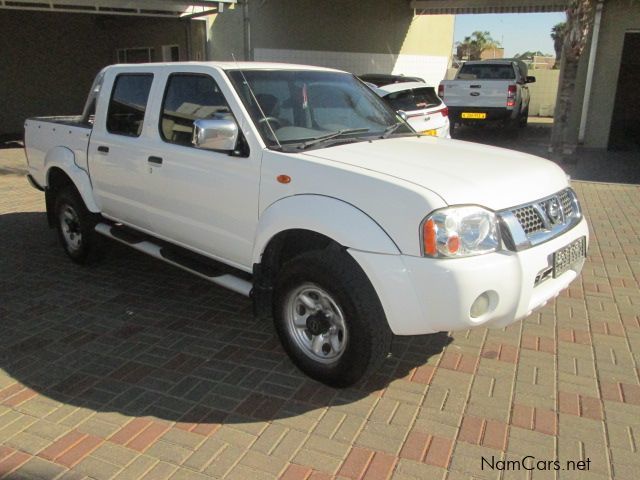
[95,223,252,297]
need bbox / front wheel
[273,250,392,387]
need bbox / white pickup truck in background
[438,59,535,134]
[24,62,586,387]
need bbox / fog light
[470,292,492,318]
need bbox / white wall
[254,48,450,87]
[527,69,559,117]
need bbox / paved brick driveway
[1,148,639,480]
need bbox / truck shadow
[0,211,453,425]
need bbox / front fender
[45,147,100,212]
[252,195,399,264]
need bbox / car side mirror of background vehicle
[192,118,239,152]
[397,110,408,121]
[526,76,536,84]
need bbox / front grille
[513,205,545,235]
[500,188,581,251]
[559,190,574,217]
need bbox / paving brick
[38,430,86,461]
[423,436,453,469]
[534,408,557,435]
[362,451,397,480]
[337,447,374,479]
[481,420,507,450]
[511,404,534,429]
[458,416,483,445]
[559,391,581,416]
[0,450,31,476]
[55,434,103,468]
[280,463,312,480]
[126,421,171,452]
[399,431,430,462]
[109,418,153,446]
[10,456,67,480]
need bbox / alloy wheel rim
[59,205,82,253]
[284,283,348,364]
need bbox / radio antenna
[231,53,281,149]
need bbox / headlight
[421,206,500,258]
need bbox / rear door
[88,69,158,230]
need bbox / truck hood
[302,136,569,210]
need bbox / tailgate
[441,80,510,108]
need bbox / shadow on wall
[0,210,453,425]
[207,0,414,69]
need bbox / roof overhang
[0,0,236,18]
[410,0,569,14]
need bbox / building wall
[0,10,205,137]
[207,1,454,86]
[580,0,640,148]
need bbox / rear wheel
[519,107,529,128]
[273,249,392,387]
[54,186,101,264]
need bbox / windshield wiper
[381,122,406,138]
[297,128,369,150]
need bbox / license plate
[461,112,486,119]
[553,237,586,278]
[421,129,438,136]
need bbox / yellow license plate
[421,129,438,136]
[461,112,487,119]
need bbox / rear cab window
[383,87,442,112]
[106,74,154,137]
[457,64,515,80]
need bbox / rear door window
[457,64,515,80]
[383,87,441,112]
[106,74,153,137]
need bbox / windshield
[457,64,515,80]
[227,70,412,150]
[383,87,442,112]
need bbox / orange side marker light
[277,175,291,184]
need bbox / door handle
[148,156,163,165]
[97,146,109,153]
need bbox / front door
[144,70,261,270]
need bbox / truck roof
[461,60,515,65]
[106,61,342,73]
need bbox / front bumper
[349,217,588,335]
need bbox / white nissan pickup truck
[24,62,587,386]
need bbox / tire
[54,186,101,264]
[519,107,529,128]
[273,249,392,387]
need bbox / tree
[550,1,596,158]
[550,22,566,69]
[514,51,546,61]
[456,31,501,60]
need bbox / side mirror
[192,118,239,151]
[526,76,536,84]
[397,110,408,121]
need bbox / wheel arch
[251,195,399,319]
[44,147,99,217]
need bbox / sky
[453,12,566,57]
